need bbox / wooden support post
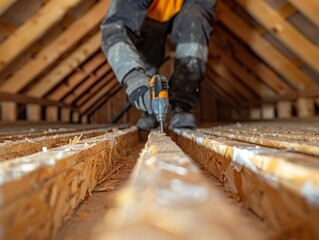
[26,104,41,121]
[72,111,80,123]
[46,106,58,122]
[60,108,71,123]
[1,102,16,121]
[277,101,292,119]
[81,115,88,124]
[297,98,315,118]
[96,131,260,239]
[0,127,137,239]
[250,107,261,120]
[262,104,275,120]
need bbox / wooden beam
[0,0,111,93]
[211,42,276,98]
[74,71,115,107]
[48,52,107,101]
[26,32,101,97]
[287,0,319,28]
[235,0,319,75]
[208,60,257,100]
[203,78,238,108]
[206,67,244,102]
[297,98,315,118]
[216,1,313,89]
[99,131,261,239]
[0,91,78,109]
[46,106,58,122]
[0,0,18,15]
[174,126,319,239]
[0,127,137,239]
[64,65,112,105]
[0,0,84,72]
[214,26,295,94]
[80,80,118,113]
[277,101,292,119]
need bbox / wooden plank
[26,32,101,98]
[216,1,313,89]
[235,0,319,75]
[0,0,111,93]
[96,131,261,239]
[48,52,107,101]
[287,0,319,28]
[0,127,137,239]
[0,101,16,121]
[0,0,18,15]
[211,42,276,98]
[64,65,112,105]
[0,128,109,161]
[214,26,295,94]
[0,0,84,72]
[174,128,319,239]
[199,124,319,156]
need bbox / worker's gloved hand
[123,68,153,114]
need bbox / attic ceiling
[0,0,318,120]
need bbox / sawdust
[55,143,144,240]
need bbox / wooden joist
[95,131,262,239]
[0,0,84,72]
[173,123,319,239]
[0,126,137,239]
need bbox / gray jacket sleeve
[100,0,153,83]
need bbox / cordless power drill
[149,74,169,132]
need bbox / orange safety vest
[147,0,184,22]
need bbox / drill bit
[160,121,164,132]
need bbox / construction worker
[100,0,216,130]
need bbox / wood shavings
[24,137,39,144]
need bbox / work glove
[123,68,153,114]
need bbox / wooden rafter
[216,1,313,89]
[211,41,276,98]
[204,76,238,108]
[48,52,107,101]
[80,80,118,113]
[208,60,257,100]
[0,0,110,94]
[0,0,18,15]
[287,0,319,28]
[235,0,319,75]
[26,32,101,98]
[206,67,245,102]
[64,64,112,105]
[214,26,295,94]
[75,71,114,107]
[0,0,84,72]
